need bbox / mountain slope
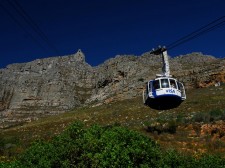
[1,84,225,161]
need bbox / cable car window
[169,79,177,88]
[149,82,152,92]
[178,82,184,91]
[177,82,181,90]
[178,82,186,98]
[153,80,160,90]
[161,79,169,88]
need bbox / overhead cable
[0,2,49,54]
[167,16,225,50]
[7,0,60,55]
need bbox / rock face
[0,50,225,128]
[0,50,95,128]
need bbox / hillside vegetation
[2,122,225,167]
[1,84,225,166]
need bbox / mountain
[0,50,225,128]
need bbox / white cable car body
[143,47,186,109]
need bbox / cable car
[143,46,186,110]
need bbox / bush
[2,121,225,167]
[193,109,225,123]
[209,109,225,122]
[193,112,211,123]
[5,121,162,167]
[196,154,225,168]
[147,121,177,135]
[160,149,196,168]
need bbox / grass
[1,85,225,162]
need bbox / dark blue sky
[0,0,225,68]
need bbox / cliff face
[88,52,225,104]
[0,50,95,127]
[0,50,225,128]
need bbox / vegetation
[1,85,225,166]
[192,109,225,123]
[1,121,225,167]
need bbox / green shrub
[2,121,225,168]
[6,121,162,167]
[160,149,197,168]
[209,109,225,122]
[166,121,178,134]
[193,109,225,123]
[193,112,211,123]
[196,154,225,168]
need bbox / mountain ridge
[0,50,225,128]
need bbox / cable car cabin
[143,77,186,110]
[143,46,186,109]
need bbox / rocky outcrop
[172,53,225,88]
[0,50,224,128]
[0,50,95,128]
[87,52,225,104]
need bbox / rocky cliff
[0,50,225,128]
